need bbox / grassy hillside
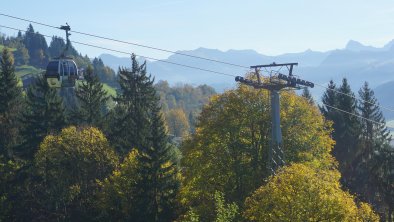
[15,65,43,77]
[0,44,16,52]
[14,65,43,87]
[76,80,117,98]
[102,83,117,97]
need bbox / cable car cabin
[45,58,78,88]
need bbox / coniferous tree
[320,80,341,142]
[108,55,180,221]
[109,55,156,156]
[48,36,66,58]
[358,82,391,147]
[320,79,361,188]
[320,80,337,116]
[18,77,66,160]
[351,82,392,209]
[134,104,180,222]
[92,57,116,85]
[14,44,29,66]
[370,144,394,221]
[0,48,23,158]
[335,78,361,187]
[23,24,49,68]
[74,65,109,128]
[301,87,314,105]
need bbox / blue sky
[2,0,394,59]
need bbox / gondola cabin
[45,58,78,88]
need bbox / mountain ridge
[99,39,394,120]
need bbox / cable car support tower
[235,62,314,175]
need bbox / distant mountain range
[99,39,394,120]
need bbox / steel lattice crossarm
[235,62,314,90]
[235,62,314,175]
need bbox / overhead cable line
[4,12,393,114]
[0,12,250,70]
[314,82,394,113]
[71,40,237,77]
[323,103,386,126]
[1,24,392,128]
[0,24,237,78]
[267,70,394,114]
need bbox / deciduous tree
[181,83,334,220]
[33,126,118,221]
[166,108,190,137]
[244,163,379,222]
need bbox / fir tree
[319,80,337,116]
[335,78,361,186]
[301,87,314,105]
[14,44,29,66]
[92,57,117,85]
[370,144,394,221]
[358,82,391,147]
[48,36,66,58]
[18,77,66,160]
[351,82,392,205]
[319,80,341,141]
[108,55,180,221]
[23,24,49,68]
[0,48,23,158]
[109,55,156,156]
[74,65,109,128]
[139,106,180,221]
[320,79,361,187]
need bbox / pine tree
[320,80,337,116]
[358,82,391,147]
[351,82,392,205]
[108,55,180,221]
[92,57,116,85]
[23,24,49,68]
[370,144,394,221]
[0,48,23,158]
[74,65,109,128]
[14,44,29,66]
[335,78,361,186]
[301,87,314,105]
[319,80,341,142]
[320,79,361,187]
[134,105,180,222]
[48,36,66,58]
[17,77,66,160]
[108,55,156,156]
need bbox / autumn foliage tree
[244,163,379,222]
[96,149,141,221]
[180,83,335,220]
[166,108,190,137]
[32,126,119,221]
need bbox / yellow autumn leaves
[244,163,379,221]
[180,84,379,221]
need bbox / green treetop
[0,48,23,158]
